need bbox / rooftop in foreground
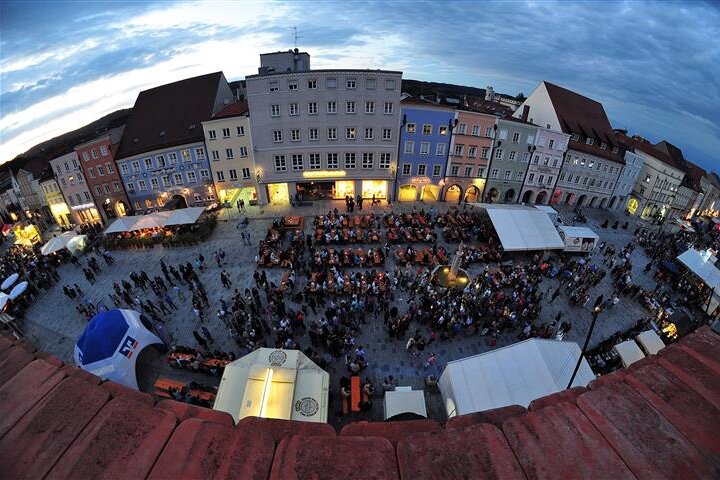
[0,325,718,479]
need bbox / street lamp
[566,305,602,389]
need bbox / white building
[519,122,570,206]
[49,152,101,225]
[611,148,644,210]
[201,101,258,205]
[246,51,402,205]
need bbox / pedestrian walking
[200,326,214,344]
[193,330,208,350]
[425,353,437,369]
[164,293,178,310]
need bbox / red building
[74,126,130,223]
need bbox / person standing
[425,352,437,369]
[193,330,208,350]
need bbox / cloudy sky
[1,0,718,171]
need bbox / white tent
[636,330,665,355]
[213,348,329,424]
[128,211,173,231]
[383,387,427,420]
[677,248,720,289]
[104,217,139,234]
[534,205,559,224]
[164,207,205,226]
[484,204,565,251]
[41,232,88,255]
[612,340,646,367]
[439,338,594,417]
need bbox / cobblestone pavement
[21,200,663,426]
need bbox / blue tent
[74,309,162,389]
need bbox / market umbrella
[1,273,19,290]
[0,293,10,310]
[74,309,163,389]
[9,281,28,299]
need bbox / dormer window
[571,133,579,141]
[612,146,619,154]
[586,137,594,145]
[600,142,607,150]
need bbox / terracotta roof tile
[0,345,36,386]
[212,100,249,119]
[446,404,526,430]
[656,345,720,405]
[527,385,587,411]
[155,398,235,426]
[236,416,336,444]
[101,379,155,405]
[340,419,442,446]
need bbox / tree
[515,92,526,101]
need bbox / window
[572,133,580,141]
[603,180,608,189]
[269,81,279,92]
[64,162,70,172]
[328,128,337,140]
[432,164,442,176]
[451,165,460,176]
[327,78,337,88]
[504,170,512,180]
[150,177,159,190]
[559,172,566,182]
[574,176,580,184]
[161,175,171,187]
[344,153,356,169]
[418,164,427,176]
[548,139,555,149]
[211,150,220,161]
[127,182,136,193]
[382,128,392,141]
[522,152,529,162]
[309,128,318,141]
[365,101,375,114]
[402,164,411,175]
[94,185,102,195]
[236,126,245,136]
[97,165,106,176]
[528,173,535,183]
[385,79,396,90]
[242,168,251,179]
[471,125,480,136]
[583,177,588,185]
[346,79,356,89]
[366,78,376,89]
[288,80,298,91]
[527,135,534,144]
[436,143,446,156]
[291,129,301,141]
[364,128,374,140]
[603,165,608,173]
[82,152,90,162]
[454,145,464,156]
[88,167,96,178]
[274,155,287,172]
[612,146,619,154]
[131,160,141,172]
[154,155,165,168]
[239,146,248,157]
[120,164,129,175]
[383,102,393,114]
[512,132,520,143]
[193,193,201,203]
[273,130,283,142]
[271,104,280,117]
[200,169,209,180]
[516,171,524,180]
[181,150,191,162]
[327,101,337,114]
[219,128,229,139]
[309,153,321,170]
[586,137,594,145]
[458,123,467,135]
[327,153,339,169]
[538,174,544,185]
[553,158,559,167]
[495,148,503,159]
[289,103,299,116]
[423,124,432,135]
[464,166,473,177]
[508,151,517,161]
[84,191,91,201]
[216,171,225,182]
[308,102,318,115]
[596,162,601,171]
[362,153,374,169]
[379,153,391,169]
[174,173,184,185]
[91,149,99,159]
[226,148,234,159]
[113,182,120,192]
[168,152,177,165]
[481,147,489,159]
[138,179,147,191]
[229,169,238,180]
[292,154,304,171]
[580,157,586,166]
[144,157,153,169]
[346,101,356,114]
[404,141,414,154]
[100,145,109,156]
[307,79,317,89]
[346,127,356,140]
[486,127,494,137]
[195,148,205,160]
[478,167,485,177]
[467,146,477,158]
[406,123,416,134]
[439,125,448,136]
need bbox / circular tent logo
[268,350,287,366]
[295,397,319,417]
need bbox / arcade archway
[504,189,516,202]
[485,188,499,203]
[535,191,548,205]
[445,185,462,203]
[521,190,535,204]
[464,186,480,203]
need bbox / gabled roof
[655,141,705,191]
[211,101,249,120]
[543,82,624,164]
[400,96,454,110]
[615,133,680,170]
[116,72,226,160]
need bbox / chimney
[485,86,494,101]
[521,105,530,122]
[463,95,468,107]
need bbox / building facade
[75,126,130,223]
[115,72,234,211]
[39,175,71,227]
[484,118,538,203]
[699,173,720,216]
[443,109,496,203]
[519,126,570,205]
[610,149,644,211]
[49,152,101,225]
[201,101,258,205]
[396,97,454,202]
[246,51,402,205]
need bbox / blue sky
[1,0,718,172]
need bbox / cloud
[1,0,718,173]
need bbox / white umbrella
[1,273,19,291]
[9,281,28,300]
[0,293,10,310]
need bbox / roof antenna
[292,26,301,49]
